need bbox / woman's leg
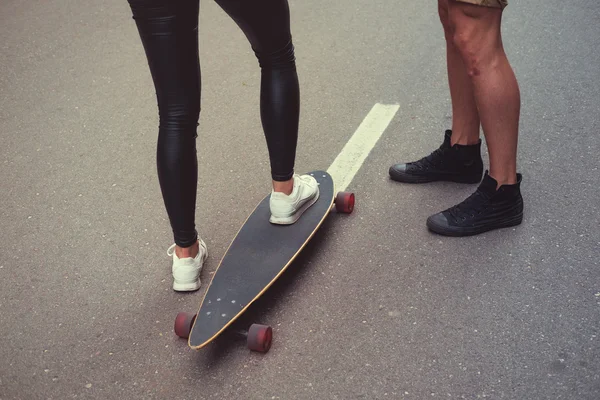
[215,0,299,193]
[128,0,207,291]
[215,0,319,225]
[128,0,201,253]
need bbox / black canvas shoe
[427,171,524,236]
[389,130,483,183]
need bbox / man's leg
[448,0,520,186]
[440,0,480,146]
[426,0,523,236]
[388,0,484,184]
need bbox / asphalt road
[1,0,599,399]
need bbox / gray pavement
[1,0,599,399]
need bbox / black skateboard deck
[174,171,355,352]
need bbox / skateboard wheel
[335,192,355,214]
[174,312,196,339]
[247,324,273,353]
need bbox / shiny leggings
[128,0,299,247]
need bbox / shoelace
[411,147,447,170]
[447,189,491,221]
[166,244,176,257]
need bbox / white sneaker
[167,239,208,292]
[269,174,320,225]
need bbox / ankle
[450,132,480,146]
[489,169,517,188]
[273,178,294,195]
[176,241,199,259]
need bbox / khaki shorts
[456,0,507,9]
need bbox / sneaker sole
[173,279,201,292]
[389,167,482,184]
[269,191,320,225]
[426,213,524,237]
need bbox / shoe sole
[426,213,524,237]
[173,279,202,292]
[389,167,482,184]
[269,191,320,225]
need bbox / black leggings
[128,0,299,247]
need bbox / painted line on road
[327,103,399,191]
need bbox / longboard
[174,171,355,352]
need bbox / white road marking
[327,103,399,191]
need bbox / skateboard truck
[175,312,273,353]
